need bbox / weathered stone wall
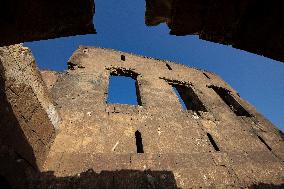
[0,44,60,187]
[41,46,284,188]
[145,0,284,63]
[0,0,95,46]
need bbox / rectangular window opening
[209,86,251,117]
[207,133,220,151]
[135,130,144,153]
[171,83,207,114]
[257,135,272,151]
[121,55,126,61]
[107,74,141,105]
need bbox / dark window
[203,73,210,79]
[107,70,142,105]
[171,84,207,114]
[166,63,172,70]
[257,135,272,151]
[209,86,251,117]
[135,130,144,153]
[207,133,220,151]
[121,55,126,61]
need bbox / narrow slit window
[121,55,126,61]
[171,84,207,114]
[209,86,251,117]
[207,133,220,151]
[135,130,144,153]
[257,135,272,151]
[166,63,172,70]
[107,73,141,105]
[203,73,210,79]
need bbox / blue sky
[25,0,284,131]
[107,76,139,105]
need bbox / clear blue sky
[107,76,139,105]
[25,0,284,131]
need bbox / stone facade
[145,0,284,63]
[0,44,59,188]
[0,46,283,188]
[38,46,283,188]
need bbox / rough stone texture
[145,0,284,63]
[0,0,95,46]
[0,45,283,188]
[0,44,59,188]
[36,46,283,188]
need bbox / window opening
[257,135,272,151]
[166,63,172,70]
[171,83,207,115]
[209,86,251,117]
[107,70,142,105]
[121,55,126,61]
[207,133,220,151]
[135,130,144,153]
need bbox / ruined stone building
[0,1,284,188]
[0,44,283,188]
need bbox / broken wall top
[39,46,284,188]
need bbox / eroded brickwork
[39,46,284,188]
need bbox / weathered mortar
[39,46,284,188]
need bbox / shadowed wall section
[0,44,60,188]
[0,0,95,46]
[31,169,180,189]
[145,0,284,63]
